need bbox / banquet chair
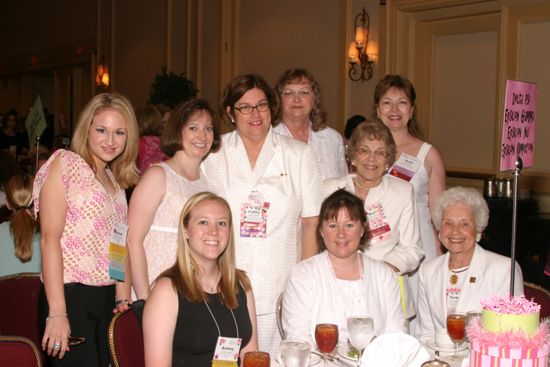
[524,281,550,318]
[108,302,145,367]
[0,273,42,348]
[276,293,285,338]
[0,335,43,367]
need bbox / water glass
[279,340,311,367]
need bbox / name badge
[240,191,270,238]
[365,202,392,245]
[109,222,128,281]
[389,153,421,182]
[212,336,241,367]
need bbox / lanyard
[203,297,239,338]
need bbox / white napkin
[361,333,431,367]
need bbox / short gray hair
[432,186,489,233]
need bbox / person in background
[374,74,446,261]
[143,192,258,367]
[273,68,348,181]
[415,186,523,342]
[0,174,41,276]
[201,74,321,355]
[323,119,423,322]
[0,109,20,156]
[128,99,219,300]
[0,151,20,209]
[344,114,366,172]
[283,189,405,347]
[33,93,139,366]
[136,104,170,174]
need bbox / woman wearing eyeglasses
[273,68,348,181]
[201,74,322,355]
[323,119,424,321]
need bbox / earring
[351,161,356,166]
[476,233,481,242]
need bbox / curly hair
[432,186,489,233]
[348,119,397,167]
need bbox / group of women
[29,70,522,367]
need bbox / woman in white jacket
[282,189,405,348]
[415,186,523,343]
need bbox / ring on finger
[53,342,61,350]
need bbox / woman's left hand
[113,299,131,314]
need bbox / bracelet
[115,299,129,306]
[46,314,68,322]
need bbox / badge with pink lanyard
[240,190,270,238]
[364,202,393,244]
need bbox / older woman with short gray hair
[415,186,524,343]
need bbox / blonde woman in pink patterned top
[33,93,139,367]
[128,99,220,300]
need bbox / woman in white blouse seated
[282,189,405,347]
[415,186,523,343]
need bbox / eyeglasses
[281,88,314,99]
[234,101,270,115]
[355,147,388,160]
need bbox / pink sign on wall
[500,80,537,171]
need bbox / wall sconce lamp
[348,7,374,82]
[95,63,110,92]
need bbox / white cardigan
[282,251,405,347]
[415,244,524,342]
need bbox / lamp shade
[348,41,359,63]
[355,26,367,48]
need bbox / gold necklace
[449,266,469,285]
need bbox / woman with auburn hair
[0,173,41,276]
[143,192,258,367]
[374,74,446,261]
[273,68,347,181]
[33,93,139,366]
[128,99,220,300]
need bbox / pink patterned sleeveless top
[33,149,127,286]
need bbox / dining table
[269,344,469,367]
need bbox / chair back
[276,293,284,338]
[0,335,43,367]
[524,281,550,318]
[0,273,42,348]
[108,306,145,367]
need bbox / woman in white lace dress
[128,99,220,300]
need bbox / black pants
[38,283,115,367]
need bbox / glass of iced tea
[315,323,339,366]
[243,351,270,367]
[446,313,466,359]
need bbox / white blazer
[282,251,405,347]
[415,244,524,342]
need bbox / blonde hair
[6,174,37,262]
[161,192,251,308]
[70,93,139,188]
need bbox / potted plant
[148,66,198,109]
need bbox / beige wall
[382,0,550,203]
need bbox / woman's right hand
[42,315,71,359]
